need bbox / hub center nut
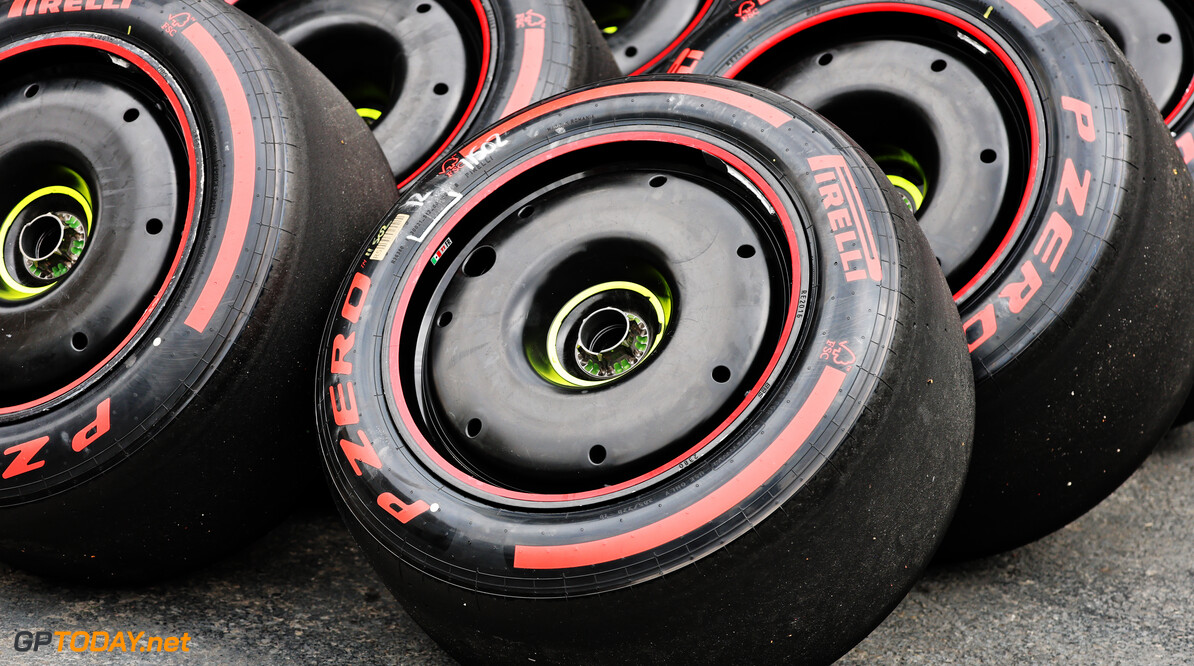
[575,307,652,379]
[19,211,87,281]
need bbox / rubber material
[234,0,620,186]
[317,75,974,664]
[1076,0,1194,426]
[0,0,397,582]
[655,0,1194,558]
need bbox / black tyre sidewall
[0,0,397,581]
[317,75,973,663]
[660,0,1194,557]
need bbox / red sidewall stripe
[386,93,804,504]
[630,0,717,75]
[723,2,1041,303]
[0,35,197,416]
[395,0,491,190]
[1165,78,1194,127]
[461,79,791,157]
[182,22,256,332]
[498,26,545,117]
[513,366,847,569]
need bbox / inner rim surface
[0,45,190,408]
[736,13,1033,293]
[250,0,480,179]
[398,143,794,497]
[1078,0,1194,119]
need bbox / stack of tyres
[233,0,620,186]
[648,0,1194,558]
[2,0,1192,662]
[315,75,975,665]
[0,0,397,581]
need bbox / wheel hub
[403,153,788,495]
[0,182,92,299]
[0,46,190,409]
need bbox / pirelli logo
[8,0,131,18]
[809,155,882,283]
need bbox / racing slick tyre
[0,0,397,582]
[316,76,974,665]
[1076,0,1194,424]
[653,0,1194,559]
[582,0,713,73]
[232,0,620,187]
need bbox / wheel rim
[1078,0,1194,124]
[584,0,713,73]
[386,136,806,506]
[730,6,1042,301]
[0,39,196,413]
[247,0,488,184]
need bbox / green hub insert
[539,280,670,388]
[874,147,929,214]
[0,173,93,302]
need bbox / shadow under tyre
[0,0,397,582]
[658,0,1194,559]
[317,76,974,664]
[233,0,619,187]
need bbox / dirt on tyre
[232,0,619,187]
[0,0,397,582]
[655,0,1194,559]
[316,75,974,664]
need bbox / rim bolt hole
[589,445,607,465]
[437,311,453,327]
[625,46,638,57]
[24,84,38,98]
[981,149,997,164]
[71,332,88,351]
[466,418,482,438]
[649,175,667,188]
[818,53,833,66]
[517,205,535,219]
[146,218,163,235]
[1159,33,1173,44]
[433,83,449,95]
[737,244,756,258]
[931,59,947,72]
[462,246,497,278]
[712,366,732,384]
[123,108,139,122]
[416,3,431,12]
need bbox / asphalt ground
[1,423,1192,665]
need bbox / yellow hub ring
[539,281,670,388]
[0,176,94,301]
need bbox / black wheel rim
[0,40,194,412]
[1078,0,1194,124]
[388,139,805,505]
[733,7,1041,300]
[240,0,486,183]
[584,0,709,73]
